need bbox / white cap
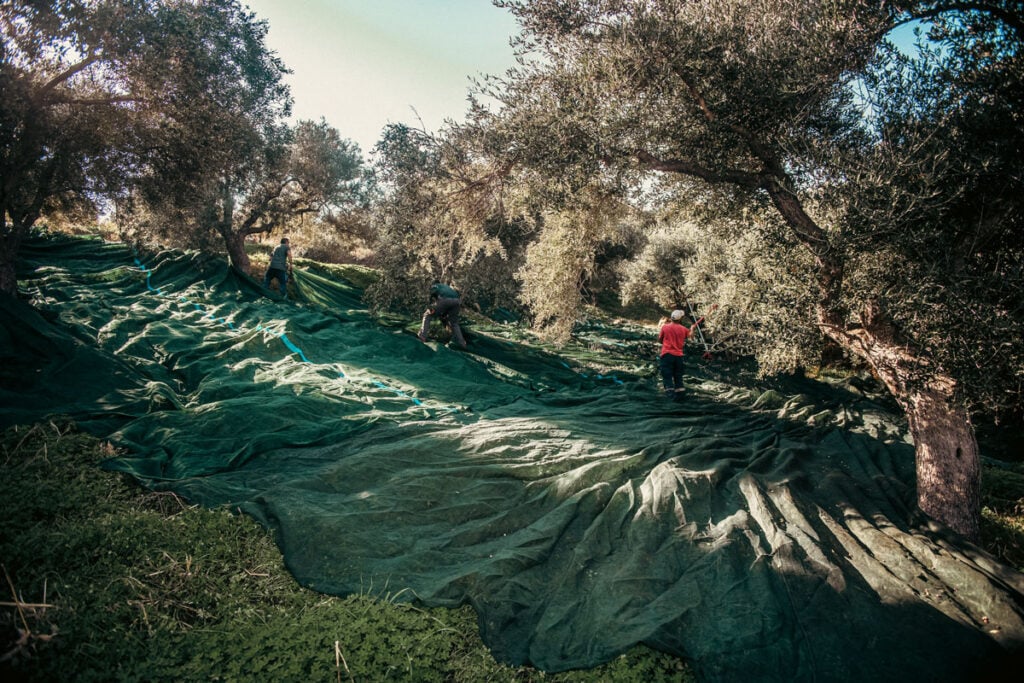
[670,310,685,320]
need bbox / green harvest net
[3,233,1023,681]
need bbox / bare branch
[41,95,142,107]
[34,53,102,102]
[633,150,762,188]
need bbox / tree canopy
[127,114,371,271]
[0,0,301,289]
[417,0,1024,538]
[2,0,373,278]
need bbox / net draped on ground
[3,234,1023,681]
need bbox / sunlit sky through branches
[243,0,520,157]
[243,1,922,160]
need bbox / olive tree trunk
[820,299,981,540]
[0,227,25,297]
[0,257,16,297]
[907,381,981,540]
[765,181,982,540]
[224,230,251,273]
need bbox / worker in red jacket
[658,304,717,400]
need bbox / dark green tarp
[3,234,1023,681]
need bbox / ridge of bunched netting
[130,252,458,416]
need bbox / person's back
[269,243,290,270]
[656,305,716,401]
[658,310,694,401]
[658,320,690,356]
[419,281,466,348]
[263,237,292,297]
[430,282,460,300]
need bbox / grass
[981,464,1024,572]
[0,420,694,682]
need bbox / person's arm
[689,303,718,332]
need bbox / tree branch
[633,147,834,258]
[633,150,762,188]
[884,1,1024,41]
[632,148,845,320]
[35,54,102,102]
[911,1,1024,38]
[40,95,141,107]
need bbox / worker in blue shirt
[418,282,467,348]
[263,237,292,298]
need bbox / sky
[242,0,522,157]
[241,1,924,159]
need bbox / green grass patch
[981,463,1024,572]
[0,421,693,682]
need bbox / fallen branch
[2,564,31,636]
[0,601,54,609]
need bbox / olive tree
[1,0,149,295]
[130,116,369,271]
[117,3,372,271]
[619,211,823,370]
[0,0,299,292]
[483,0,1023,539]
[367,122,534,315]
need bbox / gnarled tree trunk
[822,301,981,541]
[0,255,17,297]
[217,186,251,273]
[764,180,982,540]
[224,230,251,273]
[1,226,25,297]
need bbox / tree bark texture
[907,381,981,541]
[0,230,23,297]
[0,259,16,297]
[224,231,251,273]
[821,305,981,541]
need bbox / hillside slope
[3,233,1023,681]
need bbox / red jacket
[658,321,691,357]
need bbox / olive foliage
[618,209,822,372]
[461,0,1024,537]
[127,115,371,271]
[484,0,1023,418]
[366,122,534,316]
[1,0,190,294]
[114,1,370,271]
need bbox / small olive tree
[1,0,278,294]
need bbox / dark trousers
[420,297,466,347]
[263,267,288,296]
[659,353,685,395]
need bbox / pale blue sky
[243,1,924,159]
[243,0,521,156]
